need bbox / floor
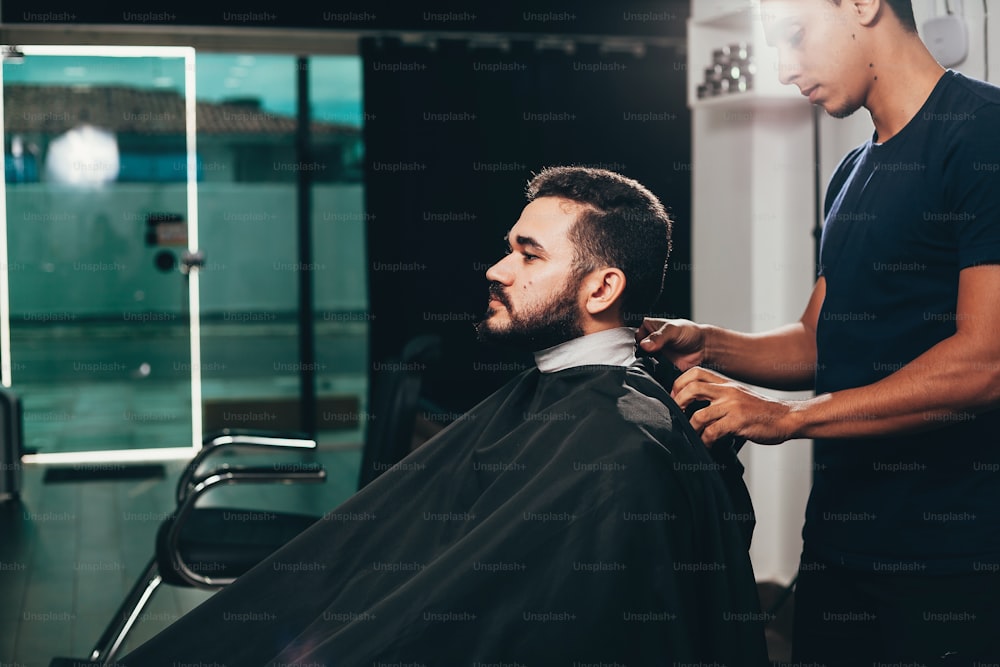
[0,442,363,665]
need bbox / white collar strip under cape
[533,326,638,374]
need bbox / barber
[639,0,1000,664]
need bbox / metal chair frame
[88,430,326,665]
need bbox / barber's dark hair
[526,166,672,319]
[829,0,917,33]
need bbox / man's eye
[789,29,803,47]
[522,253,538,262]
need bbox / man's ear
[582,267,627,316]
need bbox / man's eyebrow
[514,235,547,254]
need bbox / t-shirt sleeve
[944,102,1000,269]
[823,145,865,219]
[818,144,866,279]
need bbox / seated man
[119,167,768,666]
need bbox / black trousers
[792,553,1000,666]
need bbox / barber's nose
[775,48,801,86]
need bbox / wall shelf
[692,89,809,110]
[687,4,803,109]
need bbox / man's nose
[485,256,512,284]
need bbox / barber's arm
[669,264,1000,446]
[637,277,826,391]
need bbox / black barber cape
[122,360,768,666]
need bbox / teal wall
[5,182,367,318]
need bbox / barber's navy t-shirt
[809,71,1000,574]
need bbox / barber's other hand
[671,367,796,446]
[636,317,707,372]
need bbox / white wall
[691,99,816,586]
[917,0,998,82]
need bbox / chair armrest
[176,429,316,504]
[166,463,327,587]
[186,462,326,490]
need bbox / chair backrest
[644,357,756,550]
[358,335,442,489]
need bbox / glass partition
[0,46,367,462]
[0,45,200,461]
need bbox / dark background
[1,1,689,38]
[362,35,693,411]
[3,0,695,413]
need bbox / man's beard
[475,280,584,352]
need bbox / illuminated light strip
[22,447,197,465]
[15,44,195,59]
[184,47,203,453]
[3,45,202,462]
[0,53,10,388]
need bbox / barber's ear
[850,0,881,27]
[583,268,626,315]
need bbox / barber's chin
[826,99,861,120]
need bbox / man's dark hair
[829,0,917,33]
[526,166,672,320]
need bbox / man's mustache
[488,282,512,310]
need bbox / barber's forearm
[786,333,1000,440]
[704,323,817,391]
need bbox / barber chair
[648,356,797,652]
[70,429,326,666]
[357,334,442,489]
[646,358,755,548]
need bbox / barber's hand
[636,317,707,372]
[671,367,796,446]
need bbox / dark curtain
[362,35,692,413]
